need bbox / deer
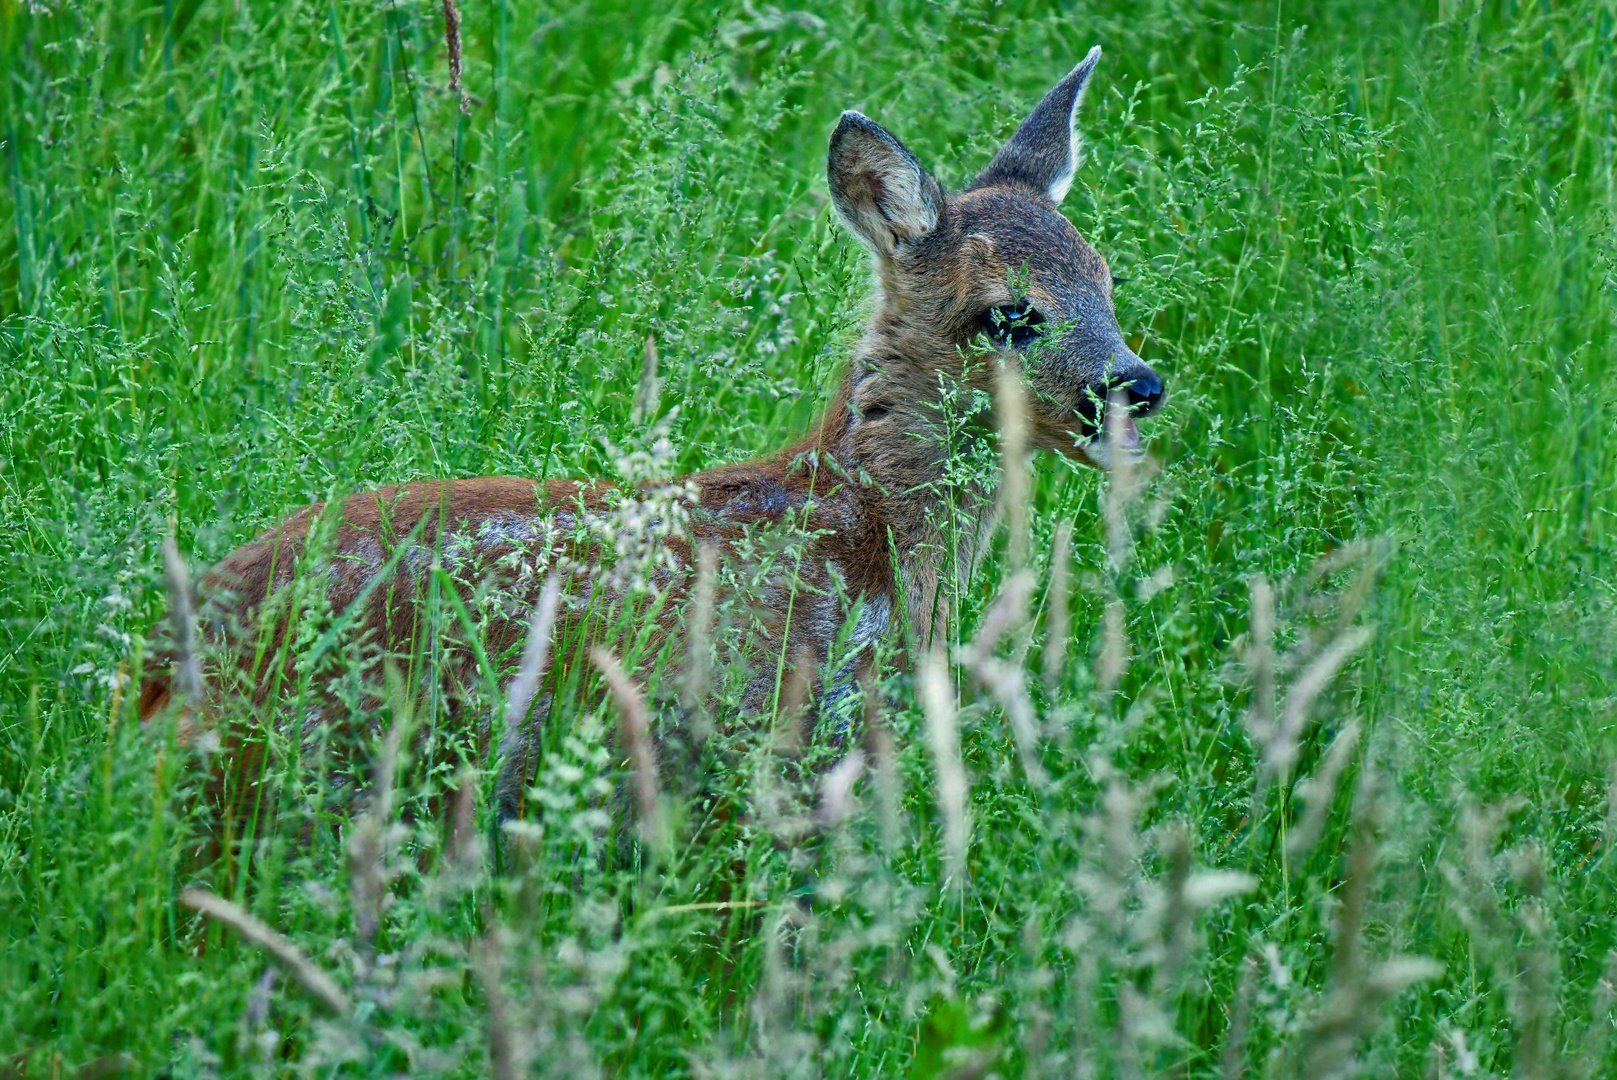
[137,46,1164,839]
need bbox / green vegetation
[3,0,1615,1075]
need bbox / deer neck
[810,344,1002,636]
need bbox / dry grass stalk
[751,904,811,1067]
[1438,799,1576,1077]
[1243,575,1276,763]
[1440,796,1519,942]
[590,646,663,846]
[496,572,562,819]
[1297,538,1383,633]
[1042,520,1073,692]
[1286,719,1363,859]
[1330,768,1382,988]
[996,356,1031,574]
[503,572,562,736]
[245,966,278,1031]
[957,582,1048,788]
[441,0,469,114]
[775,646,817,753]
[817,749,866,829]
[472,930,524,1080]
[1094,394,1142,700]
[1079,773,1144,930]
[1298,766,1442,1078]
[1302,958,1444,1079]
[1151,826,1195,992]
[180,887,351,1017]
[959,568,1034,670]
[920,649,969,887]
[1433,1028,1481,1078]
[1220,956,1259,1080]
[964,655,1048,789]
[1072,774,1165,1077]
[1096,598,1127,698]
[1602,760,1617,862]
[1267,625,1372,784]
[447,769,478,869]
[860,667,901,853]
[680,542,719,735]
[1164,862,1253,964]
[347,825,388,962]
[1576,950,1617,1068]
[160,535,203,704]
[633,332,662,425]
[1115,981,1155,1080]
[644,900,768,919]
[349,675,409,962]
[1508,845,1553,1080]
[1103,389,1139,572]
[1069,769,1254,1071]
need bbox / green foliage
[2,0,1615,1076]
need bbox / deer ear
[827,111,943,257]
[972,46,1101,205]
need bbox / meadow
[2,0,1616,1075]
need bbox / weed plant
[2,0,1616,1077]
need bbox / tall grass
[2,0,1615,1076]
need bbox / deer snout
[1069,352,1162,466]
[1105,370,1164,416]
[1089,345,1163,418]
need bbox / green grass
[2,0,1616,1076]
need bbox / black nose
[1103,373,1164,416]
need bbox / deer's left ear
[971,46,1101,205]
[828,111,943,257]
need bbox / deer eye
[982,302,1045,349]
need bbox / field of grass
[3,0,1616,1075]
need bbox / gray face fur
[827,46,1163,465]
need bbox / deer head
[828,47,1163,470]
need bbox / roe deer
[138,46,1164,830]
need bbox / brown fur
[139,50,1164,830]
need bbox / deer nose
[1124,373,1163,415]
[1103,372,1164,417]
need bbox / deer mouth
[1103,408,1142,451]
[1033,369,1162,464]
[1064,391,1148,467]
[1067,368,1162,463]
[1072,407,1141,467]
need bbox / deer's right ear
[827,111,942,257]
[971,46,1101,204]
